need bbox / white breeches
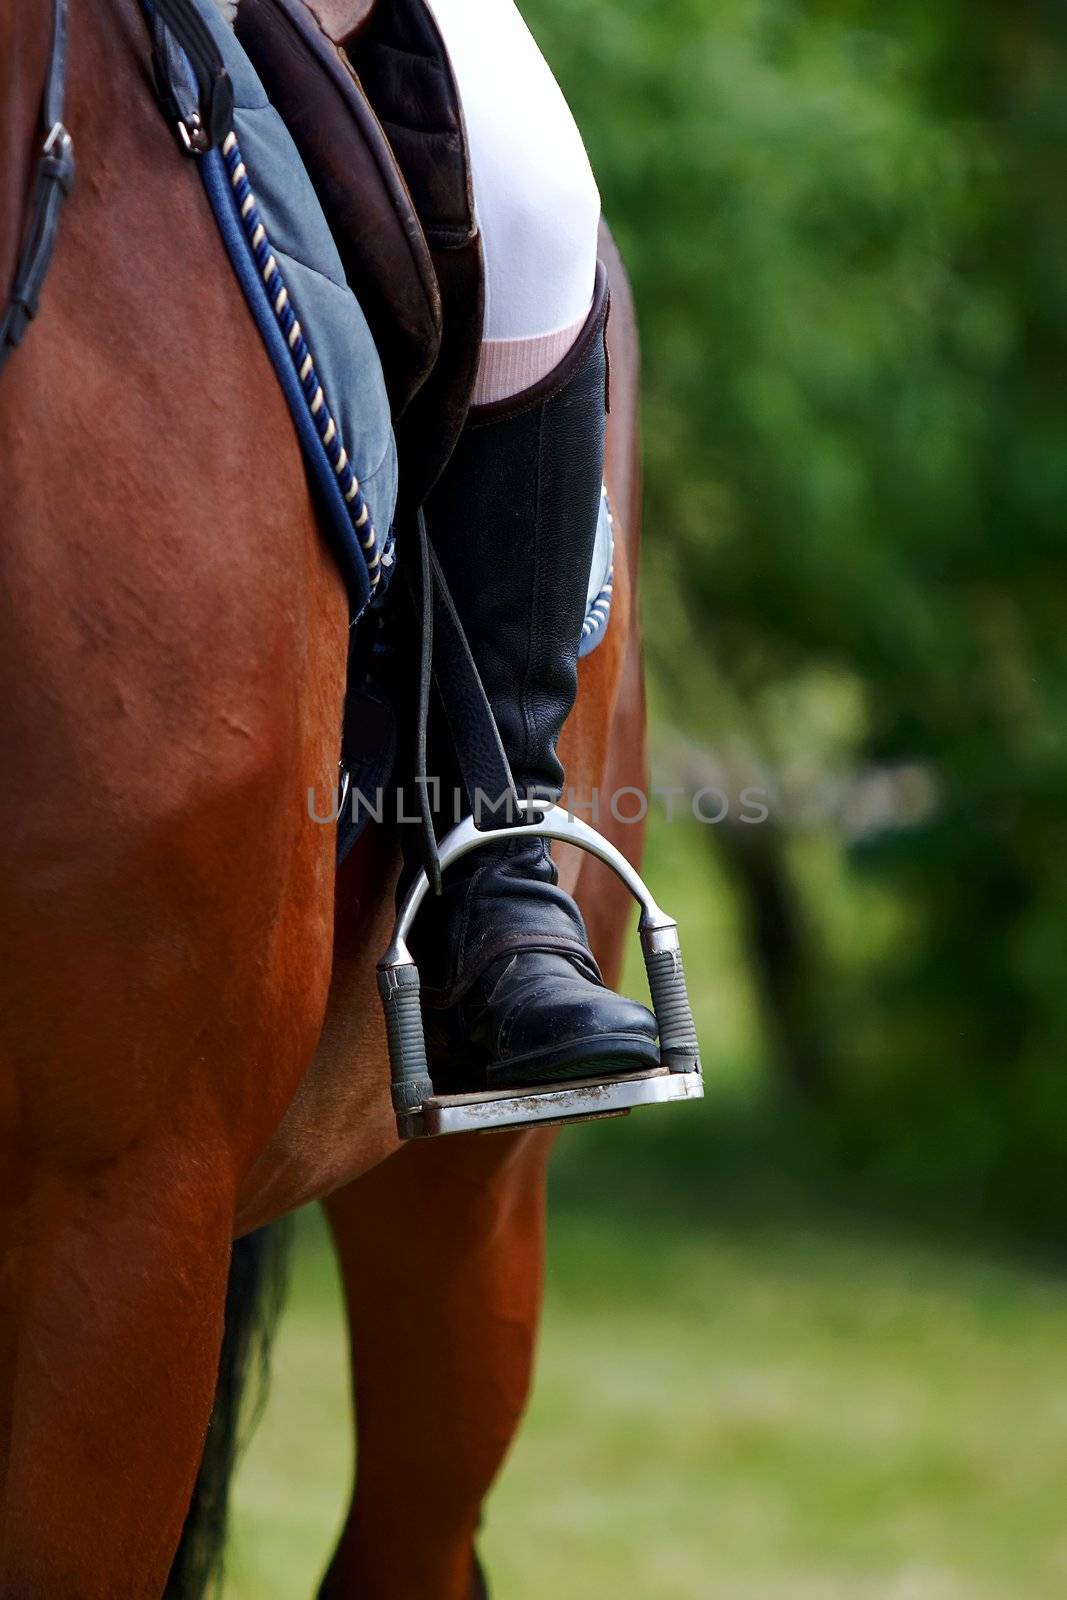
[424,0,602,401]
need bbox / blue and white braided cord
[582,565,614,644]
[581,488,614,647]
[221,131,391,589]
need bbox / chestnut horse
[0,3,647,1596]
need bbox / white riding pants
[423,0,602,402]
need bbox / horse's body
[0,4,646,1594]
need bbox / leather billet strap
[149,0,234,152]
[0,0,74,378]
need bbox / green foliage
[523,0,1067,1231]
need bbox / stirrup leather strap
[407,509,522,893]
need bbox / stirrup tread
[397,1067,704,1140]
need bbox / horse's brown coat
[0,4,647,1592]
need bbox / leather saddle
[235,0,483,504]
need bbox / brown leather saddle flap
[236,0,483,500]
[236,0,440,419]
[294,0,376,41]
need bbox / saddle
[235,0,483,505]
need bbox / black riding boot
[406,264,659,1092]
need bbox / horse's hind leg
[319,1128,554,1600]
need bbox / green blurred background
[226,1,1067,1593]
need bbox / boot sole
[485,1031,662,1090]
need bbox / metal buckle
[176,112,208,156]
[43,120,69,156]
[42,120,74,191]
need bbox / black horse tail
[165,1219,292,1599]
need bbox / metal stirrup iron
[378,802,704,1138]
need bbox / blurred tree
[524,0,1067,1229]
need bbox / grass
[483,1209,1067,1600]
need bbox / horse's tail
[165,1220,292,1599]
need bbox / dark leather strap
[149,0,234,153]
[0,0,74,377]
[413,509,442,892]
[0,0,238,385]
[427,541,518,818]
[405,509,520,888]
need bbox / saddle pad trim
[578,486,614,659]
[580,559,613,657]
[200,142,380,617]
[221,131,391,589]
[153,0,399,624]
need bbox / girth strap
[0,0,74,378]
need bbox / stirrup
[377,802,704,1139]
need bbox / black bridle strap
[0,0,74,377]
[0,0,237,381]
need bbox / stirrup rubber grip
[641,930,701,1074]
[377,962,434,1114]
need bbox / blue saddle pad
[168,0,399,623]
[154,0,613,652]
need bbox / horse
[0,3,648,1595]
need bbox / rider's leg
[426,0,601,403]
[407,2,659,1091]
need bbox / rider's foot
[424,950,661,1094]
[404,264,659,1094]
